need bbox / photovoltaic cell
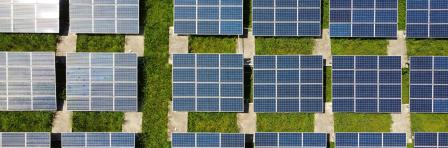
[0,52,56,111]
[253,55,323,112]
[66,53,138,111]
[410,56,448,113]
[332,56,402,113]
[0,132,50,148]
[252,0,321,36]
[61,132,135,148]
[415,133,448,147]
[335,132,406,148]
[174,0,243,35]
[407,0,448,38]
[255,132,327,147]
[172,54,244,112]
[70,0,139,34]
[330,0,398,37]
[172,133,245,148]
[0,0,59,33]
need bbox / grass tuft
[188,113,239,133]
[334,113,392,132]
[76,35,125,52]
[0,34,57,51]
[189,36,236,53]
[331,38,388,55]
[255,37,314,55]
[257,113,314,132]
[72,112,123,132]
[0,112,53,132]
[407,39,448,56]
[411,114,448,132]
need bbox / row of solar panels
[172,54,448,113]
[174,0,448,38]
[0,0,139,34]
[0,52,138,112]
[0,132,135,148]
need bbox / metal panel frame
[414,132,448,147]
[254,132,328,147]
[0,132,51,148]
[335,132,407,148]
[171,132,246,148]
[406,0,448,38]
[61,132,135,148]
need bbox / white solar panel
[69,0,140,34]
[0,0,59,33]
[61,132,135,148]
[0,52,56,111]
[0,132,51,148]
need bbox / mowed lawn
[76,35,125,52]
[189,36,236,53]
[331,38,388,55]
[255,37,315,55]
[0,34,57,51]
[188,113,239,133]
[72,112,124,132]
[257,113,314,132]
[0,112,54,132]
[411,114,448,132]
[325,66,332,102]
[334,113,392,132]
[407,39,448,56]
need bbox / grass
[331,38,388,55]
[334,113,392,132]
[255,37,314,55]
[0,112,54,132]
[402,68,409,104]
[411,114,448,132]
[407,39,448,56]
[0,34,57,51]
[325,66,332,102]
[322,0,329,29]
[398,0,406,30]
[188,113,239,132]
[72,112,124,132]
[257,113,314,132]
[76,35,125,52]
[189,36,236,53]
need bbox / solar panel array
[407,0,448,38]
[332,56,402,113]
[0,52,56,111]
[172,133,245,148]
[173,0,243,35]
[69,0,139,34]
[410,56,448,113]
[172,54,244,112]
[330,0,398,37]
[255,132,327,147]
[335,133,406,148]
[253,55,323,112]
[66,53,138,111]
[414,133,448,147]
[0,132,50,148]
[61,132,135,148]
[0,0,59,33]
[252,0,321,36]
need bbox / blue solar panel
[415,133,448,147]
[335,133,406,148]
[407,0,448,38]
[255,132,327,147]
[172,54,244,112]
[253,55,323,112]
[332,56,402,113]
[410,56,448,113]
[252,0,321,36]
[174,0,243,35]
[330,0,398,37]
[61,132,135,148]
[172,133,245,148]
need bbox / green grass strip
[257,113,314,132]
[255,37,314,55]
[0,34,57,51]
[322,0,329,29]
[411,114,448,132]
[331,38,388,55]
[325,66,332,102]
[398,0,406,30]
[407,39,448,56]
[334,113,392,132]
[189,36,236,53]
[188,113,239,133]
[76,35,125,52]
[402,68,409,104]
[72,112,123,132]
[0,112,53,132]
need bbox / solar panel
[414,132,448,147]
[407,0,448,38]
[252,0,321,36]
[0,52,56,111]
[66,53,138,111]
[0,132,50,148]
[172,133,245,148]
[172,54,244,112]
[173,0,243,35]
[332,56,402,113]
[0,0,59,33]
[335,133,406,148]
[253,55,323,112]
[61,132,135,148]
[410,56,448,113]
[330,0,398,37]
[69,0,139,34]
[255,132,327,147]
